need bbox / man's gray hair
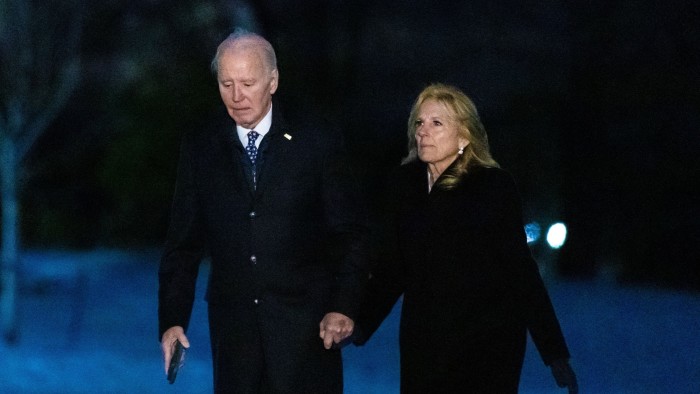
[210,28,277,75]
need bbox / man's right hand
[161,326,190,375]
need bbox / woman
[355,84,578,393]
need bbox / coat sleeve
[493,170,571,365]
[352,222,405,344]
[353,166,406,345]
[158,134,205,340]
[318,129,371,321]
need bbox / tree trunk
[0,136,19,343]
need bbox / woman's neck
[427,162,446,191]
[427,159,452,180]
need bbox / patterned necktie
[246,130,259,165]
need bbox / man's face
[217,44,278,129]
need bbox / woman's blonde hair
[403,83,499,189]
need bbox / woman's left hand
[550,358,578,394]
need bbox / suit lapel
[255,120,294,199]
[217,124,256,198]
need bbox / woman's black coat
[356,161,571,393]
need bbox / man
[158,29,369,393]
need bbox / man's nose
[232,85,243,102]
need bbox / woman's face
[415,99,468,169]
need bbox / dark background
[11,0,700,289]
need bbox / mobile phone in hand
[167,340,186,384]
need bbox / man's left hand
[319,312,354,350]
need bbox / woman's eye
[433,120,442,126]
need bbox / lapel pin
[283,133,292,140]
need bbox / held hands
[550,358,578,394]
[161,326,190,375]
[319,312,354,350]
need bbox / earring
[458,146,464,155]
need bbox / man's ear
[269,69,279,94]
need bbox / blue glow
[546,222,567,249]
[525,222,541,244]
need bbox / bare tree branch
[0,0,85,344]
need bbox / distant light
[525,222,541,244]
[546,222,567,249]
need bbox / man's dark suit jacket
[158,109,369,392]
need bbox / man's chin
[229,113,253,127]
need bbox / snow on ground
[1,249,699,393]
